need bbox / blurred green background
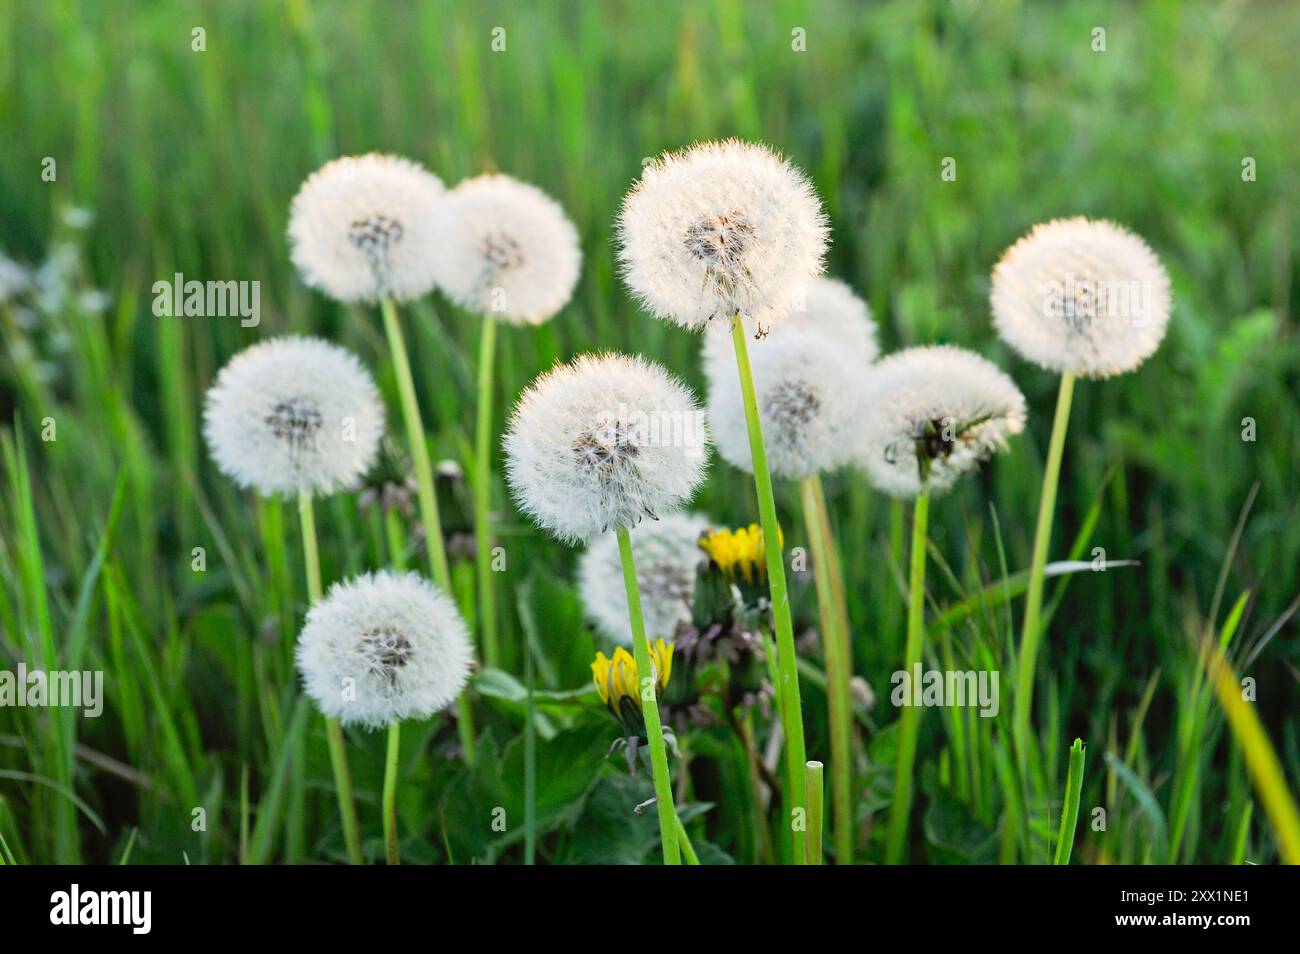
[0,0,1296,864]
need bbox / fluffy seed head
[856,346,1026,498]
[288,153,445,303]
[578,511,711,645]
[705,333,865,479]
[617,139,829,334]
[295,571,473,729]
[429,173,581,325]
[203,336,385,498]
[991,217,1172,378]
[504,352,709,546]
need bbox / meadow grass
[0,0,1297,864]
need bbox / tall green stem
[799,476,853,864]
[298,490,363,865]
[1014,372,1075,757]
[474,315,500,668]
[380,297,476,764]
[616,526,680,865]
[805,760,825,864]
[730,315,807,864]
[886,491,929,864]
[1053,738,1086,865]
[383,721,401,865]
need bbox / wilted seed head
[705,333,865,479]
[616,139,829,335]
[295,571,473,729]
[287,153,445,304]
[429,174,581,325]
[592,641,673,738]
[578,512,711,646]
[857,346,1027,498]
[991,217,1172,378]
[203,336,385,498]
[503,352,709,546]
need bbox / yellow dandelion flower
[698,524,782,583]
[591,640,674,737]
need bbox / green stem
[805,760,825,865]
[383,721,401,865]
[674,812,700,865]
[524,626,537,865]
[381,298,476,765]
[1014,372,1075,757]
[1053,738,1086,865]
[297,490,363,865]
[474,315,500,668]
[730,315,807,864]
[616,526,680,865]
[885,491,929,864]
[799,475,853,864]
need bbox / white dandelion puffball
[503,352,709,546]
[857,346,1027,498]
[429,173,581,325]
[579,512,710,646]
[296,571,473,729]
[706,333,865,480]
[783,277,879,363]
[288,153,445,304]
[204,336,385,497]
[617,139,829,334]
[991,217,1172,378]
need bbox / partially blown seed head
[430,173,581,325]
[503,352,709,546]
[616,139,829,335]
[288,153,445,303]
[295,571,473,729]
[991,217,1172,378]
[578,511,711,645]
[203,336,385,498]
[856,346,1026,498]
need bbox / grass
[0,0,1297,864]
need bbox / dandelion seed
[705,332,865,479]
[430,173,581,324]
[616,139,829,335]
[503,352,709,546]
[579,512,710,646]
[856,345,1026,498]
[296,571,473,729]
[288,153,445,304]
[991,217,1172,378]
[203,336,385,498]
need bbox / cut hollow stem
[885,491,929,864]
[474,314,500,668]
[805,760,825,865]
[1014,372,1076,757]
[616,525,680,865]
[383,721,401,865]
[799,475,854,864]
[298,490,363,865]
[730,315,807,865]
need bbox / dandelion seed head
[991,217,1172,378]
[578,511,711,646]
[616,139,829,335]
[295,571,473,729]
[503,352,709,546]
[705,333,864,479]
[288,153,445,304]
[429,174,581,325]
[856,345,1026,498]
[203,336,385,498]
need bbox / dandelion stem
[674,811,700,865]
[1014,372,1075,757]
[380,297,477,765]
[524,629,537,865]
[1053,738,1086,865]
[805,760,824,865]
[383,721,401,865]
[730,314,807,865]
[886,491,929,864]
[799,475,854,864]
[615,525,680,865]
[297,490,363,866]
[474,315,500,669]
